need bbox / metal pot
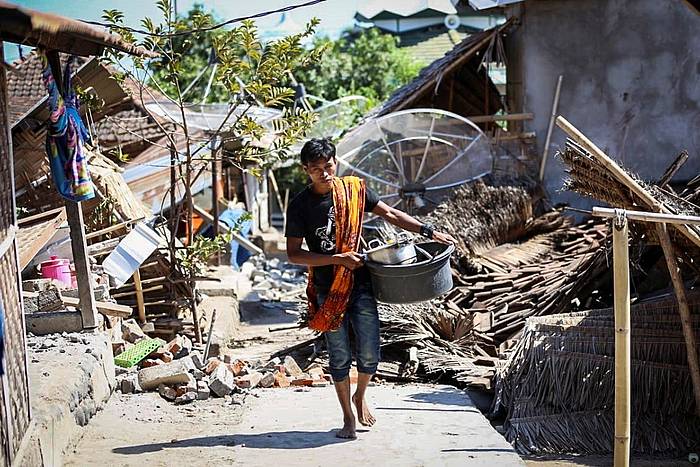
[364,233,416,265]
[366,241,454,304]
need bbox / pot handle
[414,245,432,262]
[367,238,383,250]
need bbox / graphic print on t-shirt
[315,206,335,252]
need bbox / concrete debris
[259,372,276,388]
[175,391,197,405]
[197,381,210,400]
[138,360,193,391]
[122,319,147,343]
[283,356,303,377]
[158,384,177,401]
[208,364,236,397]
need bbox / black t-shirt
[285,184,380,289]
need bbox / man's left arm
[371,201,456,245]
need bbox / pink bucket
[40,256,72,287]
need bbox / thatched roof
[375,19,513,117]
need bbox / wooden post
[133,268,146,324]
[655,223,700,416]
[210,137,220,266]
[612,211,630,467]
[539,75,563,182]
[65,201,98,329]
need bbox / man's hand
[333,251,364,270]
[432,231,456,245]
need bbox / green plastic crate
[114,338,165,368]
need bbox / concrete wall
[512,0,700,208]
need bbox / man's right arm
[286,237,364,270]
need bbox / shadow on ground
[112,430,354,455]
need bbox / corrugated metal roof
[467,0,523,11]
[358,0,457,20]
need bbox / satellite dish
[336,108,493,216]
[444,14,460,30]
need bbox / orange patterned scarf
[306,176,366,332]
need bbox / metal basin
[365,241,454,304]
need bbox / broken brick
[274,371,290,388]
[142,359,161,368]
[227,360,246,376]
[235,371,262,389]
[204,358,222,375]
[290,377,314,387]
[165,336,183,356]
[158,384,177,401]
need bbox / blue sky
[4,0,360,62]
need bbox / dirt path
[65,293,525,466]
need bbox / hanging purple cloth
[40,51,95,202]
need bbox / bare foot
[352,394,376,427]
[335,416,357,439]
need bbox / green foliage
[146,4,228,103]
[101,2,323,278]
[176,212,253,277]
[294,28,425,104]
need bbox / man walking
[285,138,455,439]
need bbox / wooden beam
[85,217,143,241]
[61,296,131,319]
[658,150,689,188]
[133,268,146,324]
[655,223,700,417]
[65,200,98,329]
[612,214,630,467]
[556,116,700,249]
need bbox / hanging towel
[40,51,95,202]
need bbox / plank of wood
[61,296,132,318]
[66,200,98,328]
[133,269,146,324]
[467,112,534,123]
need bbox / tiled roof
[397,27,472,65]
[6,53,87,125]
[95,108,170,152]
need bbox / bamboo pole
[655,223,700,416]
[612,212,631,467]
[592,207,700,225]
[556,116,700,249]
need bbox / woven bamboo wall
[0,44,32,467]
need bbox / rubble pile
[240,256,307,302]
[115,322,332,404]
[371,182,611,388]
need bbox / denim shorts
[317,284,381,381]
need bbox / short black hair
[300,138,336,165]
